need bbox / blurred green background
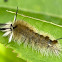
[0,0,62,62]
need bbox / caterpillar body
[0,7,61,56]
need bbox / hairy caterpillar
[0,7,62,56]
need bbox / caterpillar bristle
[0,28,10,30]
[0,23,8,26]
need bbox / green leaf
[0,43,25,62]
[0,0,62,62]
[0,0,62,25]
[0,7,62,62]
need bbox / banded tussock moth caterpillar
[0,7,62,56]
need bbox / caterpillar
[0,7,62,56]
